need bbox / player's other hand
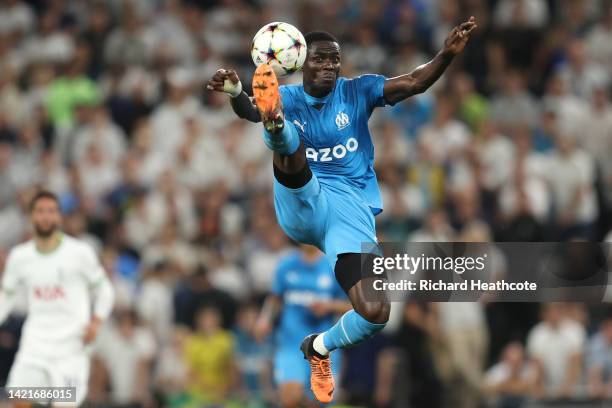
[206,68,241,94]
[309,301,331,317]
[253,316,272,343]
[83,316,102,344]
[443,16,477,55]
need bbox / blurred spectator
[136,261,176,346]
[344,24,386,73]
[45,48,99,130]
[557,37,610,101]
[209,249,251,301]
[22,10,74,65]
[541,74,588,131]
[150,67,201,161]
[141,221,198,275]
[93,308,157,407]
[0,0,34,37]
[451,71,489,131]
[484,342,537,408]
[70,105,127,166]
[585,3,612,67]
[497,126,551,241]
[0,143,17,208]
[246,224,290,296]
[490,69,538,133]
[145,169,198,241]
[586,315,612,399]
[77,142,121,204]
[104,5,153,68]
[476,120,514,194]
[173,265,237,330]
[406,140,446,209]
[527,303,586,399]
[377,301,444,408]
[375,121,412,166]
[546,130,598,240]
[154,327,190,407]
[378,163,426,241]
[578,87,612,207]
[410,209,455,242]
[493,0,549,29]
[233,302,273,404]
[0,187,32,249]
[183,306,236,405]
[437,301,488,408]
[417,95,470,165]
[385,94,434,140]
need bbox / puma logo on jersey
[34,286,66,301]
[305,137,358,162]
[335,111,350,130]
[293,119,306,132]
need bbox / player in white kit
[0,191,115,406]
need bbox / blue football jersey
[279,74,388,214]
[271,250,346,347]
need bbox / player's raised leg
[301,253,390,403]
[251,63,311,178]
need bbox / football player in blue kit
[253,245,350,407]
[207,16,476,403]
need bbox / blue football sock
[262,119,300,155]
[321,309,386,352]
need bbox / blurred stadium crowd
[0,0,612,407]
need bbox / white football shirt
[2,234,108,362]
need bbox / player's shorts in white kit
[7,353,90,406]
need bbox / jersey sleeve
[353,74,387,111]
[279,85,295,113]
[80,243,106,287]
[271,259,287,296]
[1,249,22,294]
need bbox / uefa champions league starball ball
[251,22,307,77]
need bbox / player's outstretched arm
[84,273,114,344]
[383,16,477,105]
[0,251,19,324]
[0,289,16,324]
[206,69,262,123]
[253,294,282,342]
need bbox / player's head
[300,244,322,261]
[303,31,341,96]
[29,190,61,238]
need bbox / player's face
[30,198,61,238]
[303,41,341,96]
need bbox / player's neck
[35,230,63,254]
[301,252,321,263]
[303,84,332,99]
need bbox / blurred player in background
[0,191,114,407]
[208,16,476,403]
[254,245,350,407]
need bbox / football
[251,22,307,77]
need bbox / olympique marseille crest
[335,111,350,130]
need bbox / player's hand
[309,301,331,317]
[206,68,243,97]
[83,316,102,344]
[253,316,272,343]
[443,16,477,55]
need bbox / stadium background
[0,0,612,407]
